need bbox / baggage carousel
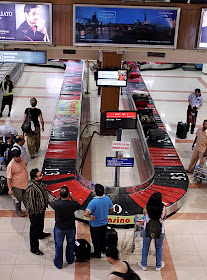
[42,60,189,228]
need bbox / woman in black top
[23,97,44,159]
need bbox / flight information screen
[105,111,137,129]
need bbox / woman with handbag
[138,192,166,272]
[23,98,44,159]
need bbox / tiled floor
[1,64,207,279]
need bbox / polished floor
[0,64,207,280]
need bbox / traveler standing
[50,186,80,269]
[7,147,28,217]
[23,97,44,159]
[138,192,166,272]
[84,184,114,259]
[187,120,207,173]
[26,168,50,255]
[13,135,29,165]
[187,88,203,134]
[0,75,14,117]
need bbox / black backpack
[4,146,13,166]
[0,176,8,195]
[75,239,91,263]
[145,219,162,239]
[111,261,141,280]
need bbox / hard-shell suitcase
[106,227,118,248]
[176,122,188,139]
[135,99,148,108]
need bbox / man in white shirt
[0,125,18,143]
[187,88,203,134]
[13,135,29,165]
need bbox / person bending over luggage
[26,169,50,256]
[187,88,203,134]
[50,186,80,269]
[0,124,18,144]
[138,192,166,272]
[187,120,207,173]
[107,247,141,280]
[84,184,114,259]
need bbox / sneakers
[155,262,165,272]
[138,261,147,271]
[39,232,51,239]
[31,250,44,256]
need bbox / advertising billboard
[73,4,180,48]
[0,2,52,44]
[197,9,207,49]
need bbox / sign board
[112,141,130,152]
[105,111,137,129]
[0,50,46,64]
[106,157,134,167]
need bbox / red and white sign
[106,112,136,119]
[112,141,130,152]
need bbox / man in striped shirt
[187,88,203,134]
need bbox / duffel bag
[148,128,165,141]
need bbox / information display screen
[74,4,180,48]
[105,111,137,129]
[0,2,52,44]
[0,50,46,64]
[97,70,127,87]
[198,9,207,49]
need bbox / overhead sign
[106,157,134,167]
[105,111,137,129]
[0,50,46,64]
[112,141,130,152]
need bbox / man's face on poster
[25,7,40,26]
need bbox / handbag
[21,108,32,133]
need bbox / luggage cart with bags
[194,164,207,183]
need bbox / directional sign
[106,157,134,167]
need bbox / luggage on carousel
[143,124,158,137]
[138,109,156,124]
[176,122,188,139]
[106,227,118,248]
[148,128,165,141]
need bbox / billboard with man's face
[0,2,52,44]
[73,5,180,48]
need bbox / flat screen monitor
[0,2,52,44]
[73,4,180,48]
[96,70,127,87]
[197,9,207,49]
[0,50,46,64]
[105,111,137,129]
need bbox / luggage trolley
[131,214,145,253]
[194,164,207,183]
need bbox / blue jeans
[54,226,76,269]
[141,229,165,268]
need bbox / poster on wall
[198,9,207,49]
[73,4,180,48]
[0,2,52,44]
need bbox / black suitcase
[148,128,165,141]
[75,239,91,263]
[106,227,118,248]
[143,124,158,137]
[176,122,188,139]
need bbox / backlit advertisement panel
[198,9,207,49]
[73,5,180,48]
[0,2,52,44]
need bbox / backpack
[0,175,8,195]
[145,219,162,239]
[4,146,13,166]
[75,239,91,263]
[111,261,141,280]
[21,109,32,133]
[4,145,20,166]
